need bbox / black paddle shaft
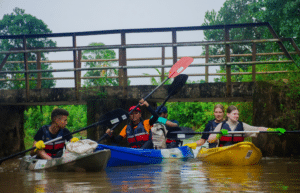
[156,74,188,113]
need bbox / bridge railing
[0,22,299,100]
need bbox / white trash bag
[66,139,98,154]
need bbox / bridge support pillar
[0,106,25,158]
[87,99,156,145]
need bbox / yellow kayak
[197,142,262,166]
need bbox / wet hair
[51,108,69,121]
[227,105,238,114]
[214,104,225,113]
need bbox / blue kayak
[96,144,194,167]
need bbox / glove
[267,128,286,136]
[34,140,45,152]
[71,137,79,143]
[216,129,228,139]
[157,117,167,124]
[183,142,197,150]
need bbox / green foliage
[83,42,119,86]
[24,105,87,149]
[0,7,56,89]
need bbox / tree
[82,42,119,86]
[249,0,300,65]
[202,0,300,82]
[0,7,56,89]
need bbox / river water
[1,148,300,193]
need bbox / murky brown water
[1,152,300,192]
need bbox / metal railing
[0,22,299,100]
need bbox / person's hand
[139,99,149,107]
[34,140,45,152]
[183,143,197,150]
[267,128,286,135]
[71,137,79,143]
[106,129,113,136]
[216,129,228,139]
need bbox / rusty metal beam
[172,30,177,64]
[161,47,165,82]
[281,38,300,57]
[0,53,10,71]
[72,34,79,100]
[23,36,29,100]
[205,45,209,82]
[252,43,256,82]
[225,27,231,96]
[0,39,291,54]
[36,52,41,89]
[0,22,271,40]
[266,23,293,61]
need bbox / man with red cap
[106,99,158,149]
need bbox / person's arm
[165,120,178,128]
[138,99,158,125]
[207,123,222,143]
[242,123,268,137]
[30,128,43,156]
[106,125,127,145]
[146,105,159,125]
[63,128,73,141]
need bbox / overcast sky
[0,0,226,87]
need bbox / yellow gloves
[34,140,45,152]
[267,128,286,136]
[71,137,79,143]
[184,142,197,150]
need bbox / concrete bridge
[0,82,254,106]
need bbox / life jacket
[219,121,244,147]
[207,120,219,148]
[126,121,150,148]
[41,125,66,157]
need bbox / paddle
[97,57,194,143]
[166,127,196,140]
[156,74,188,113]
[170,130,300,139]
[0,108,129,165]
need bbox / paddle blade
[168,74,188,96]
[98,108,129,127]
[166,127,195,140]
[168,57,193,78]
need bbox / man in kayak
[207,105,285,147]
[106,99,158,149]
[155,105,182,148]
[184,104,225,149]
[30,108,79,159]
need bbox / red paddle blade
[168,57,194,78]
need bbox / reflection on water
[0,157,300,192]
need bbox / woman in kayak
[184,104,225,149]
[30,108,79,160]
[106,99,158,149]
[207,105,285,147]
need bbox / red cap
[128,106,141,112]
